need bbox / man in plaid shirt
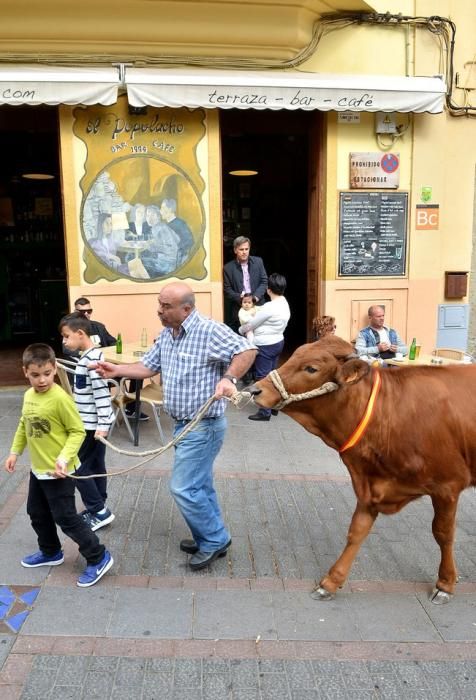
[95,282,256,570]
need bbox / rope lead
[67,390,254,480]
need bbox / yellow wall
[51,0,475,353]
[301,1,475,352]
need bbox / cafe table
[102,343,149,446]
[117,240,149,260]
[385,352,465,367]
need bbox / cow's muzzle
[248,382,269,407]
[255,370,340,411]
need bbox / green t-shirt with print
[10,383,86,478]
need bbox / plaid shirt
[142,310,253,420]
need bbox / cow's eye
[304,366,318,374]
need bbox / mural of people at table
[126,203,152,241]
[159,198,193,265]
[81,156,205,282]
[89,213,127,273]
[140,205,181,277]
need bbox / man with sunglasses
[73,298,117,349]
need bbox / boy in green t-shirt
[4,343,113,588]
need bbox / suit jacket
[90,320,116,348]
[223,256,268,306]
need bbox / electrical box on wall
[375,112,397,134]
[445,271,468,298]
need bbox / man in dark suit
[223,236,268,332]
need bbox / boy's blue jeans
[170,415,230,552]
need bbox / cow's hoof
[310,586,334,601]
[430,587,452,605]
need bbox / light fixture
[21,173,55,180]
[228,169,258,176]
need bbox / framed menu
[338,191,408,277]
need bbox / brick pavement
[2,389,476,698]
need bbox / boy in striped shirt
[59,312,115,532]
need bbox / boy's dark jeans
[27,472,105,565]
[75,431,108,514]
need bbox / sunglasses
[76,308,93,314]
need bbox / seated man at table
[355,305,408,362]
[62,298,116,361]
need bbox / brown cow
[250,335,476,605]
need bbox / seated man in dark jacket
[223,236,268,332]
[63,297,116,357]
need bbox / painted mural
[73,98,207,283]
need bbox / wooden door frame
[306,112,326,341]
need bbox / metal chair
[55,359,132,440]
[432,348,472,362]
[55,362,74,397]
[119,376,166,444]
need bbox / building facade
[0,0,474,355]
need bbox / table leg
[134,379,143,446]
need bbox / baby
[238,293,256,342]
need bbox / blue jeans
[170,415,230,552]
[254,340,284,417]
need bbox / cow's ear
[338,358,370,385]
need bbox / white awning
[125,67,446,114]
[0,65,120,106]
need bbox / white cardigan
[241,296,290,346]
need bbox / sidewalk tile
[416,591,476,641]
[110,589,193,639]
[20,587,116,637]
[272,591,361,641]
[350,592,442,642]
[194,591,276,640]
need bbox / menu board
[339,192,408,277]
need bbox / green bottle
[409,337,417,360]
[116,333,123,354]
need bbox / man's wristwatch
[223,374,238,385]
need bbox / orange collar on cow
[339,369,382,453]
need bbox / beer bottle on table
[140,327,148,348]
[116,333,123,354]
[409,337,417,360]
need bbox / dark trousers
[27,472,105,565]
[254,340,284,417]
[75,431,108,514]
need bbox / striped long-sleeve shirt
[73,347,114,431]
